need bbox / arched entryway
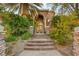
[34,14,46,34]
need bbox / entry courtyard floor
[18,34,64,56]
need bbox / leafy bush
[51,15,61,27]
[22,32,32,40]
[5,35,16,42]
[11,16,30,36]
[3,13,32,42]
[49,15,73,45]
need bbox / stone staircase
[24,34,55,50]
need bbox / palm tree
[2,3,43,16]
[0,4,6,13]
[0,3,43,35]
[61,3,79,18]
[47,3,79,17]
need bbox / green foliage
[22,32,32,40]
[3,13,32,42]
[69,11,79,27]
[27,16,33,26]
[50,15,73,45]
[51,15,60,27]
[5,35,16,42]
[0,5,5,13]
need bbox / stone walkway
[18,34,64,56]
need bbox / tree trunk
[75,3,79,18]
[20,3,29,16]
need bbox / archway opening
[34,14,46,34]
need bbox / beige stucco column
[43,15,47,33]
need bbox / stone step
[32,35,49,39]
[26,43,54,46]
[24,35,55,50]
[25,45,54,47]
[24,48,55,50]
[27,40,54,43]
[24,46,55,50]
[32,37,49,39]
[29,39,51,41]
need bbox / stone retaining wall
[73,27,79,56]
[0,35,5,56]
[5,39,26,56]
[5,38,31,56]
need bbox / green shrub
[3,13,32,42]
[21,32,32,40]
[5,35,16,42]
[51,15,61,27]
[49,15,73,45]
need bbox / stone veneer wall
[0,35,6,56]
[0,17,6,56]
[73,27,79,56]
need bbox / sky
[40,3,58,15]
[42,3,51,9]
[39,3,53,10]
